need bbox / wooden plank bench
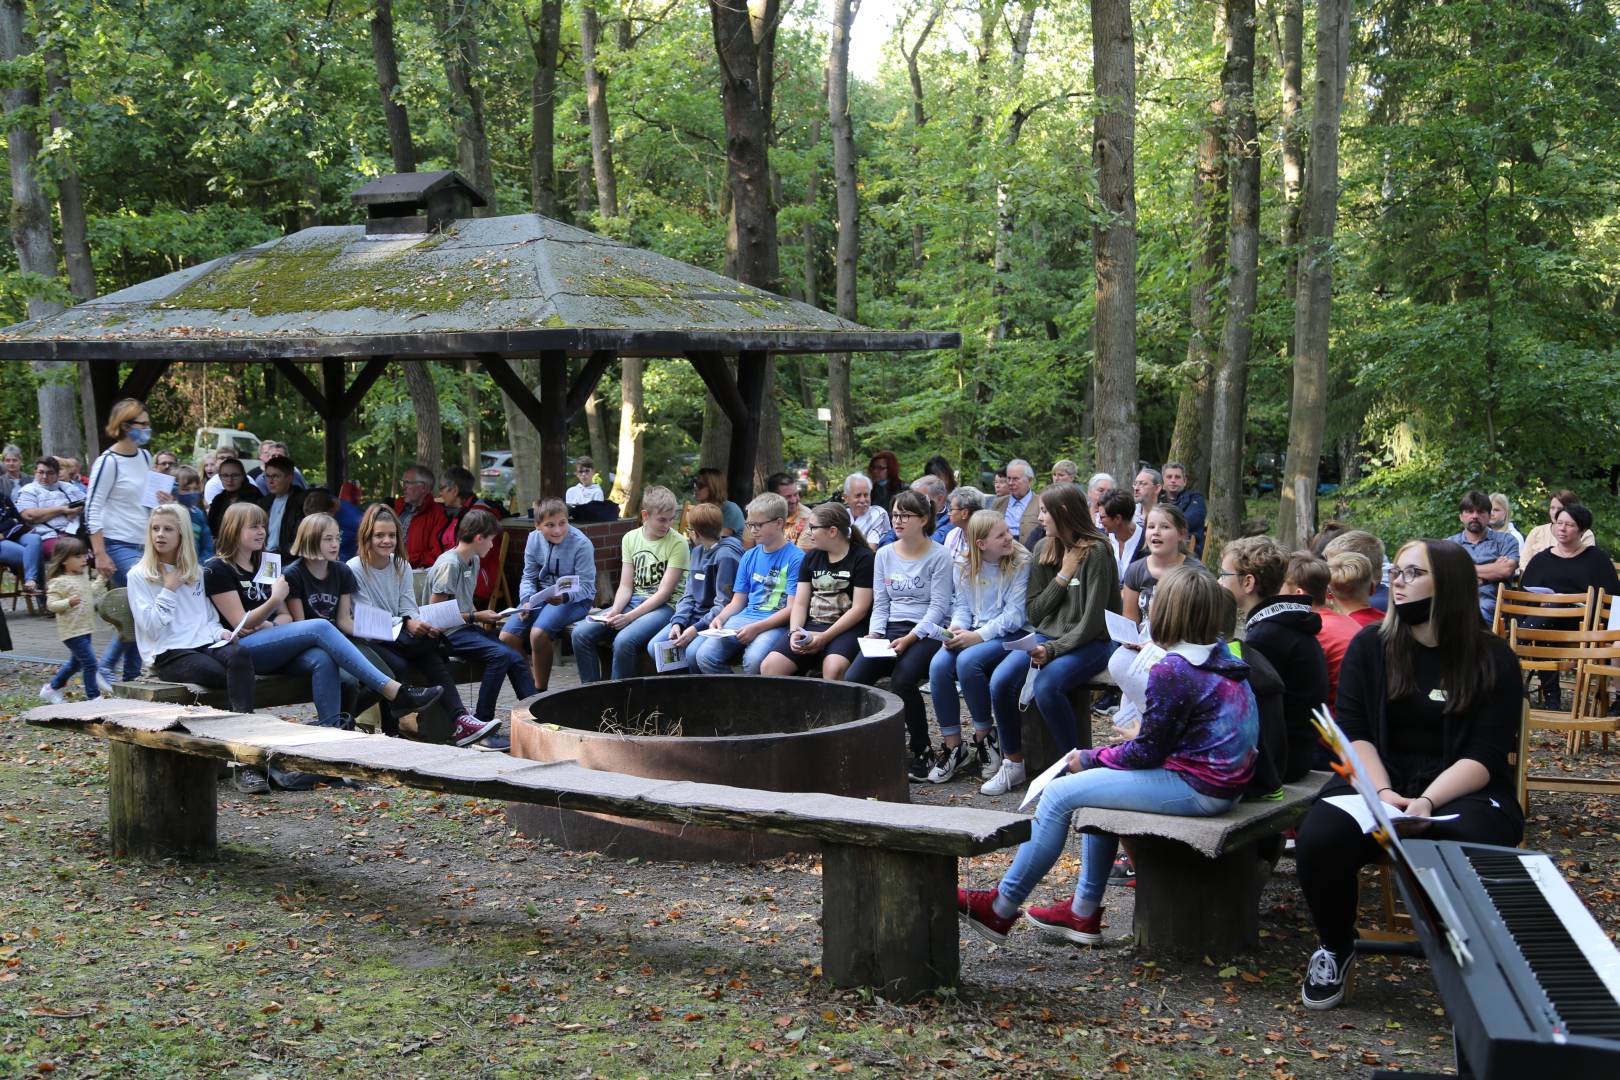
[1070,770,1330,958]
[24,698,1031,1000]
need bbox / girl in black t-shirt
[761,502,873,680]
[1294,539,1525,1011]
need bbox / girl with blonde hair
[924,510,1031,783]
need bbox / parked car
[193,427,261,466]
[480,449,515,500]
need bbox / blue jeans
[990,635,1116,755]
[570,602,672,682]
[502,597,591,639]
[50,633,101,699]
[99,539,145,681]
[998,766,1235,907]
[689,614,787,674]
[0,533,42,586]
[928,636,1014,737]
[443,624,537,720]
[239,619,394,725]
[646,622,701,673]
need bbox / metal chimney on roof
[349,170,489,236]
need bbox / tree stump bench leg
[108,741,218,860]
[820,843,957,1000]
[1123,834,1272,958]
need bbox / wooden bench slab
[26,700,1033,1000]
[1065,771,1330,958]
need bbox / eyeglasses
[891,512,918,523]
[744,518,783,531]
[1388,565,1430,585]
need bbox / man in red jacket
[395,464,449,568]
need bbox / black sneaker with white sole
[906,749,936,783]
[1300,945,1353,1009]
[976,730,1003,775]
[395,684,445,714]
[926,742,974,783]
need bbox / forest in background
[1,0,1617,550]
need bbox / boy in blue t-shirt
[691,492,802,673]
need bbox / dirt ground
[1,654,1616,1078]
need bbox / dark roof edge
[0,328,962,363]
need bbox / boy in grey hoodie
[647,502,742,672]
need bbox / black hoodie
[1244,596,1329,782]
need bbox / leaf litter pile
[0,658,1616,1078]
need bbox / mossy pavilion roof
[0,214,959,361]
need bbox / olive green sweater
[1025,538,1120,657]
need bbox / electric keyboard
[1395,839,1620,1078]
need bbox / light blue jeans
[239,619,393,725]
[570,600,672,682]
[928,636,1014,738]
[0,533,42,586]
[998,766,1235,907]
[688,613,787,674]
[99,538,145,680]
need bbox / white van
[193,427,262,465]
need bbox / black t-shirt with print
[799,546,875,626]
[203,555,273,628]
[283,559,357,624]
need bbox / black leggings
[154,642,256,714]
[366,634,468,735]
[846,622,944,755]
[1294,779,1524,956]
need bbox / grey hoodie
[672,535,743,630]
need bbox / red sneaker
[957,888,1018,943]
[1023,896,1104,944]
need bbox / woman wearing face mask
[85,398,165,686]
[172,466,214,561]
[1292,539,1524,1011]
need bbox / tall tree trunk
[434,0,495,212]
[574,106,594,219]
[47,54,100,455]
[584,386,612,475]
[2,0,77,458]
[901,2,942,270]
[462,357,479,471]
[709,0,783,483]
[800,99,822,308]
[992,0,1038,341]
[1279,0,1303,354]
[1090,0,1139,485]
[609,358,645,517]
[370,0,416,172]
[826,0,860,465]
[1207,0,1262,557]
[501,359,544,509]
[1167,8,1230,496]
[403,362,443,474]
[580,1,618,218]
[1278,0,1350,549]
[524,0,562,215]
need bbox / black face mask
[1395,597,1433,626]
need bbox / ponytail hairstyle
[1036,482,1104,566]
[357,503,408,581]
[809,500,869,553]
[889,489,933,536]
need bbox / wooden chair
[1490,583,1592,638]
[1511,624,1620,804]
[0,561,41,616]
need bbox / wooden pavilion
[0,172,958,501]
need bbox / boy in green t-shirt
[569,485,689,682]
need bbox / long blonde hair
[134,504,201,585]
[961,509,1028,611]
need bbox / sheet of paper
[790,628,811,648]
[653,639,686,672]
[253,552,282,586]
[208,611,251,648]
[588,612,615,623]
[1019,749,1078,811]
[857,636,897,658]
[1322,794,1459,834]
[552,574,578,595]
[1001,632,1041,653]
[1104,609,1143,646]
[417,598,465,632]
[139,470,175,509]
[1019,663,1040,708]
[1609,602,1620,632]
[352,601,395,642]
[913,620,948,641]
[699,626,739,638]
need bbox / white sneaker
[979,758,1026,797]
[38,684,66,705]
[96,673,117,696]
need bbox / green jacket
[1025,537,1120,657]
